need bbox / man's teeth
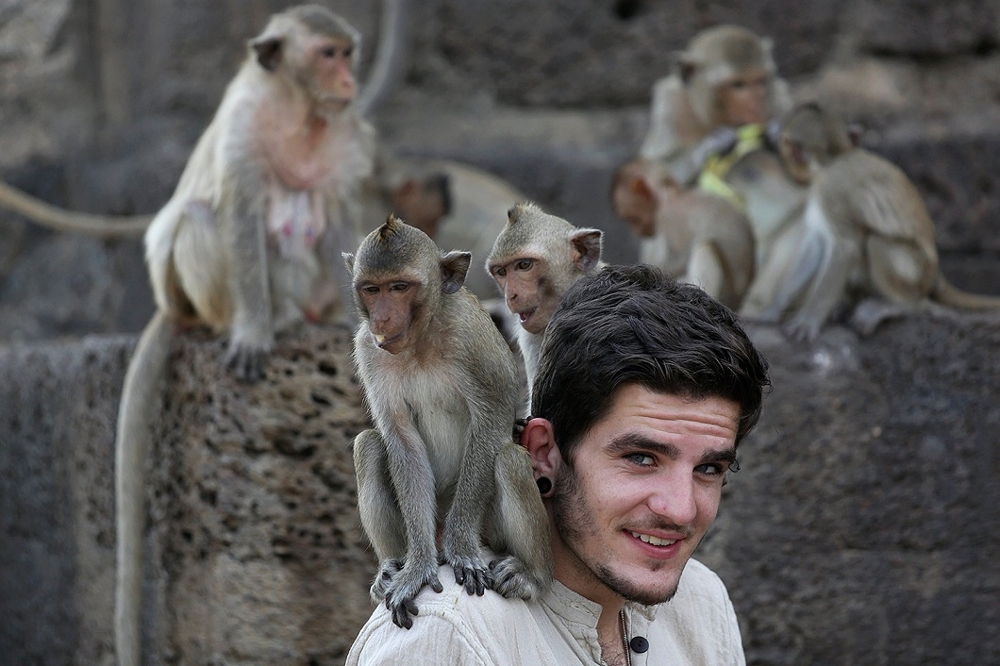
[631,531,676,546]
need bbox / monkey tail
[115,311,173,666]
[356,0,412,116]
[930,274,1000,311]
[0,179,151,238]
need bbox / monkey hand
[369,558,404,603]
[225,338,273,382]
[691,127,739,169]
[512,417,528,444]
[384,562,444,630]
[445,551,493,597]
[490,555,544,600]
[781,314,822,343]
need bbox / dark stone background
[2,1,1000,664]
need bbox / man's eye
[625,453,655,466]
[695,463,724,476]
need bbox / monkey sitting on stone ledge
[753,102,1000,341]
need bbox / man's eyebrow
[606,433,737,464]
[606,433,679,458]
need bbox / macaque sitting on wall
[639,24,792,185]
[612,158,755,311]
[114,6,385,664]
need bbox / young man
[347,264,770,665]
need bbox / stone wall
[2,314,999,665]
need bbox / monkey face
[390,178,449,238]
[777,137,814,185]
[544,385,739,606]
[613,178,657,238]
[716,67,770,127]
[356,277,423,354]
[489,256,552,335]
[309,36,357,110]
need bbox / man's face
[549,384,740,606]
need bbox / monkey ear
[630,177,656,203]
[570,229,603,272]
[252,36,284,72]
[678,57,698,85]
[847,123,864,147]
[393,179,419,204]
[342,252,355,273]
[440,251,472,294]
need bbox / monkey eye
[321,45,351,60]
[514,259,533,271]
[493,267,507,278]
[360,284,380,294]
[389,282,410,292]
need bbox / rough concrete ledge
[2,313,999,665]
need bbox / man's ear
[521,417,563,480]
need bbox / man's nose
[646,474,697,526]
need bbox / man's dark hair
[531,264,770,463]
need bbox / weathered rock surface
[0,322,374,665]
[2,313,1000,665]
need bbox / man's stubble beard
[551,464,683,607]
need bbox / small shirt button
[629,636,649,653]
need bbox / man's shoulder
[651,558,740,634]
[674,558,732,604]
[347,565,533,666]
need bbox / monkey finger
[226,346,268,383]
[388,596,420,630]
[454,564,491,596]
[512,417,528,443]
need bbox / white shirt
[347,558,746,665]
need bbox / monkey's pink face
[717,67,770,127]
[310,36,357,110]
[489,257,553,335]
[357,278,421,354]
[390,180,448,238]
[777,138,814,185]
[613,182,657,238]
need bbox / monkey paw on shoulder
[369,558,404,603]
[489,555,546,600]
[224,339,273,382]
[383,562,444,630]
[444,551,494,597]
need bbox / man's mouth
[630,531,677,547]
